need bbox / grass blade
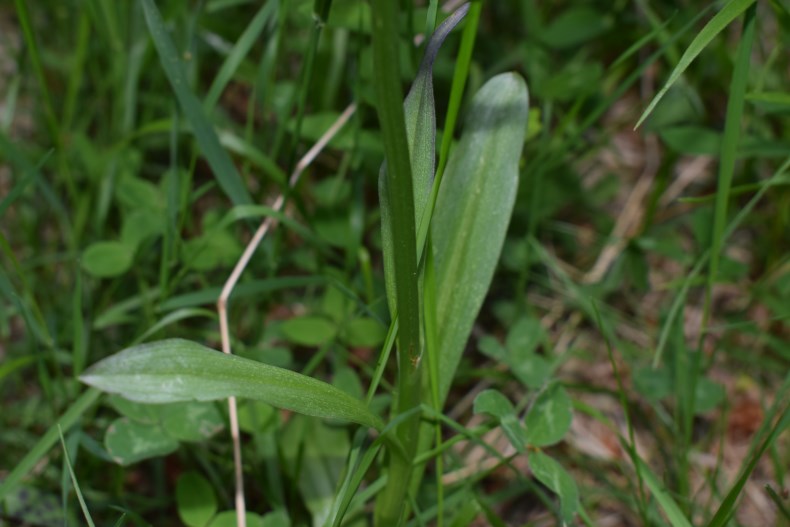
[140,0,252,206]
[635,0,757,128]
[636,459,694,527]
[0,389,101,500]
[58,426,96,527]
[204,2,275,111]
[703,3,757,332]
[706,375,790,527]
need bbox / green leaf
[474,389,527,453]
[140,0,252,207]
[160,402,225,442]
[473,389,514,419]
[539,6,612,50]
[432,72,529,403]
[104,417,178,466]
[379,3,469,315]
[694,377,725,413]
[659,126,722,155]
[633,367,673,403]
[507,316,551,389]
[176,472,218,527]
[636,0,757,128]
[512,355,551,390]
[81,241,134,278]
[524,383,573,447]
[746,91,790,110]
[261,511,291,527]
[505,317,544,355]
[80,339,383,430]
[528,450,579,524]
[121,209,164,249]
[208,511,265,527]
[107,395,160,424]
[281,416,349,526]
[280,316,337,347]
[340,318,386,348]
[636,459,693,527]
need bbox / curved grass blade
[140,0,252,206]
[204,2,276,111]
[432,72,529,402]
[79,339,383,431]
[635,0,756,129]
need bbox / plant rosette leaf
[528,450,579,525]
[524,383,573,447]
[80,339,383,431]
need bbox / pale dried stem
[216,103,357,527]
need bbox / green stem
[370,0,421,525]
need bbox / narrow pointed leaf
[141,0,252,206]
[636,0,756,128]
[80,339,383,430]
[380,3,469,314]
[432,72,529,402]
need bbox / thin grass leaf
[636,459,694,527]
[58,426,96,527]
[745,91,790,107]
[0,142,51,218]
[131,308,215,345]
[0,389,101,500]
[79,339,383,431]
[204,2,275,111]
[653,155,790,367]
[704,3,756,333]
[706,375,790,527]
[764,485,790,520]
[635,0,757,128]
[140,0,252,206]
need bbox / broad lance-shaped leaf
[80,339,383,431]
[432,72,529,403]
[379,3,470,315]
